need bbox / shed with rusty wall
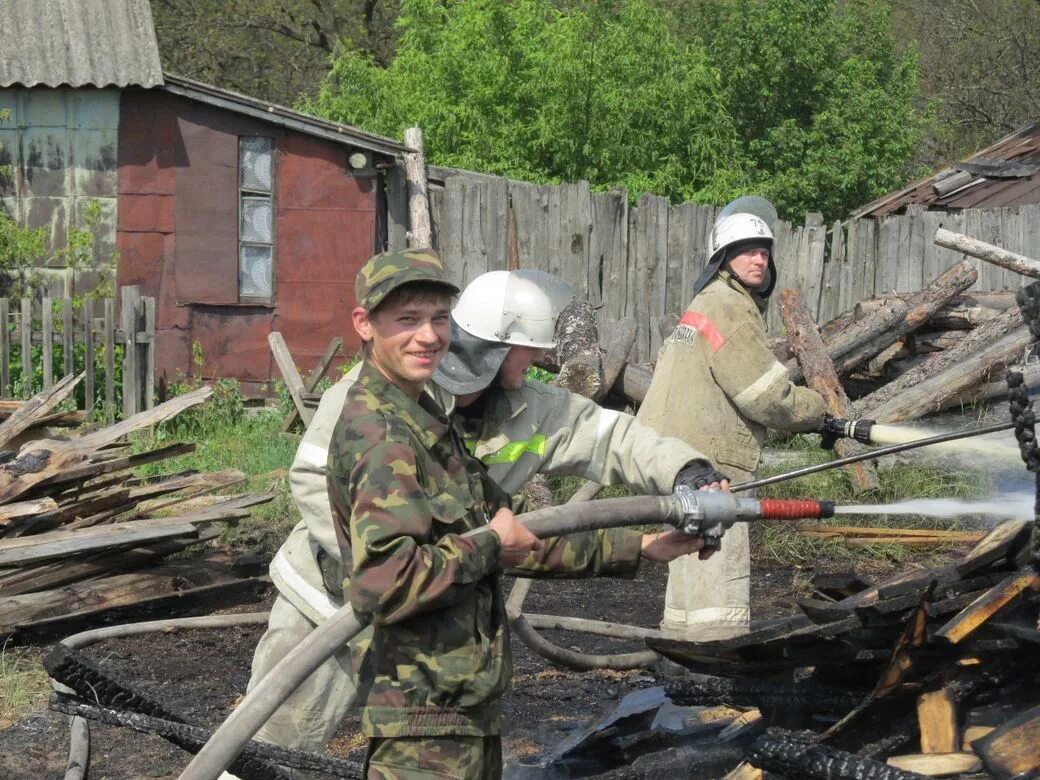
[115,77,408,395]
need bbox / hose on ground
[53,613,270,780]
[179,493,678,780]
[505,479,670,671]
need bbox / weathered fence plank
[431,171,1040,358]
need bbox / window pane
[240,137,273,191]
[240,245,273,298]
[241,197,272,243]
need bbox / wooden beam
[403,127,433,248]
[934,569,1040,644]
[935,227,1040,279]
[777,288,878,493]
[268,332,313,428]
[280,336,343,432]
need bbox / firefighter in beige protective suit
[239,266,727,767]
[638,196,869,641]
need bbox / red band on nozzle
[757,499,835,519]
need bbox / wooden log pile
[642,520,1040,779]
[0,378,276,643]
[547,229,1037,426]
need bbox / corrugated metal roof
[160,73,411,158]
[853,119,1040,218]
[0,0,162,88]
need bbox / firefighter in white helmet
[637,196,866,641]
[241,264,727,762]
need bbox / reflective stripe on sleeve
[732,361,788,409]
[296,441,329,470]
[587,408,620,478]
[480,434,547,465]
[678,311,726,352]
[271,548,342,620]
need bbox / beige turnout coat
[638,271,826,637]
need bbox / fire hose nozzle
[819,416,875,449]
[671,488,835,545]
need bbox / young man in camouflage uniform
[242,259,726,765]
[328,252,716,778]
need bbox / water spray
[733,420,1016,494]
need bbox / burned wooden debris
[624,520,1040,779]
[0,380,276,643]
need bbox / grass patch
[0,642,49,724]
[754,433,991,566]
[133,382,301,553]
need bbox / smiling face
[725,244,771,291]
[496,345,544,390]
[353,288,453,399]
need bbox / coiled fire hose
[179,491,833,780]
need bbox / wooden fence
[0,285,155,419]
[391,169,1040,363]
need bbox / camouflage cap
[355,248,459,311]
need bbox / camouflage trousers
[365,735,502,779]
[247,594,367,752]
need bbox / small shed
[1,0,411,394]
[854,119,1040,218]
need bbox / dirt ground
[0,552,906,779]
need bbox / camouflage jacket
[638,271,826,482]
[273,365,706,625]
[328,362,643,738]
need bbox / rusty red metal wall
[117,90,376,395]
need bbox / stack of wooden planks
[0,377,276,643]
[646,518,1040,779]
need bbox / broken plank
[973,703,1040,778]
[797,525,985,540]
[918,688,958,753]
[886,752,981,776]
[0,521,202,566]
[956,518,1032,576]
[934,569,1040,644]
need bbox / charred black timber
[748,728,929,780]
[50,694,362,779]
[665,673,865,715]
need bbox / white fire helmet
[451,269,575,350]
[708,213,774,263]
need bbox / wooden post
[41,297,53,390]
[268,332,314,427]
[103,298,115,421]
[121,286,141,419]
[83,298,94,420]
[777,289,878,493]
[62,298,74,377]
[403,127,433,249]
[20,298,31,398]
[0,298,10,397]
[935,227,1040,279]
[144,297,155,411]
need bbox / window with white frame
[239,136,274,300]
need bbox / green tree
[890,0,1040,166]
[305,0,749,203]
[684,0,928,219]
[152,0,401,107]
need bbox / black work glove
[673,461,729,491]
[819,415,875,450]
